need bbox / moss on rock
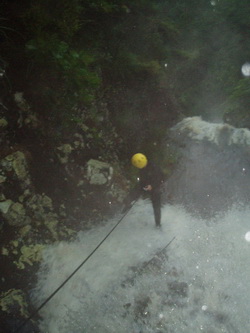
[0,289,29,318]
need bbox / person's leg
[151,190,161,227]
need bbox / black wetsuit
[125,161,164,226]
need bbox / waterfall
[171,116,250,146]
[32,117,250,333]
[166,116,250,217]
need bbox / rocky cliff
[0,91,130,331]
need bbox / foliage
[17,0,181,143]
[224,78,250,127]
[26,36,101,104]
[1,0,250,148]
[23,0,83,40]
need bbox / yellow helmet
[131,153,148,169]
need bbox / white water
[171,116,250,146]
[33,198,250,333]
[33,117,250,332]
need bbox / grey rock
[4,201,31,226]
[0,199,13,214]
[86,159,113,185]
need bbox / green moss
[44,217,59,240]
[59,226,76,239]
[14,244,45,270]
[1,247,9,255]
[0,289,29,318]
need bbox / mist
[31,118,250,333]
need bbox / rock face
[0,92,128,230]
[0,102,9,147]
[3,201,30,227]
[0,151,127,228]
[14,92,40,129]
[171,116,250,146]
[0,151,59,229]
[0,91,129,329]
[166,117,250,217]
[1,151,31,189]
[0,151,32,227]
[86,159,113,185]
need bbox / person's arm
[143,185,152,191]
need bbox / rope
[144,236,176,268]
[14,201,137,333]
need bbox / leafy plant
[26,35,101,106]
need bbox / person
[123,153,164,227]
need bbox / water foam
[31,117,250,332]
[32,200,250,332]
[171,116,250,146]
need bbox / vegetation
[1,0,250,155]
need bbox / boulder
[0,151,59,231]
[14,92,39,129]
[86,159,113,185]
[1,151,31,190]
[2,201,31,226]
[0,199,12,214]
[0,117,8,128]
[56,144,74,164]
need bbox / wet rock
[167,117,250,217]
[0,148,60,231]
[86,159,113,185]
[0,289,40,333]
[24,194,59,239]
[0,151,32,191]
[167,281,188,297]
[25,193,53,215]
[134,295,152,319]
[0,174,6,183]
[0,289,29,318]
[3,201,31,226]
[73,133,85,149]
[170,116,240,146]
[0,199,12,214]
[0,103,9,145]
[14,92,39,129]
[0,117,7,128]
[57,143,74,164]
[44,214,59,239]
[106,182,127,203]
[14,244,45,269]
[12,152,31,185]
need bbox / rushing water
[32,118,250,333]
